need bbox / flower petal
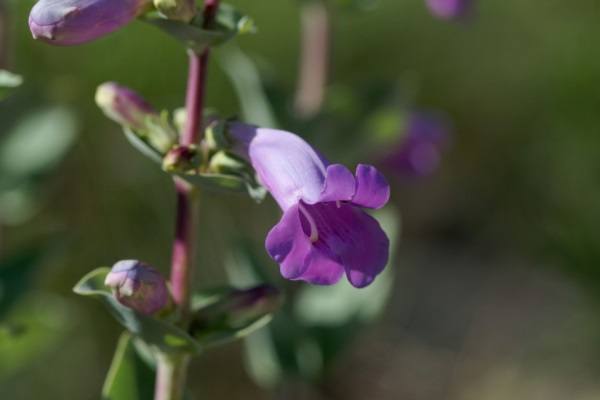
[265,204,312,280]
[304,203,389,288]
[293,249,345,285]
[228,123,328,211]
[311,164,356,204]
[352,164,390,209]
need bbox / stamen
[299,203,319,243]
[336,200,341,208]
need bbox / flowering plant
[27,0,393,398]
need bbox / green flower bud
[162,145,201,173]
[154,0,196,22]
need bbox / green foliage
[74,268,200,354]
[75,268,281,357]
[189,285,281,348]
[143,3,255,53]
[102,333,155,400]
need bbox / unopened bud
[96,82,177,153]
[162,145,201,172]
[191,285,281,332]
[96,82,155,131]
[105,260,169,315]
[29,0,150,46]
[154,0,196,22]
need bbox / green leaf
[219,45,278,128]
[143,3,255,52]
[173,171,266,202]
[144,15,224,53]
[73,268,200,354]
[0,106,78,179]
[102,333,155,400]
[123,128,164,164]
[0,70,23,100]
[189,285,281,348]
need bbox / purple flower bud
[29,0,149,46]
[96,82,177,153]
[425,0,471,20]
[105,260,169,315]
[96,82,156,131]
[382,112,451,177]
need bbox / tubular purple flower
[105,260,169,315]
[29,0,149,46]
[425,0,471,20]
[382,112,451,177]
[228,123,391,288]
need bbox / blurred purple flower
[425,0,471,20]
[382,112,451,177]
[229,123,390,288]
[29,0,149,46]
[105,260,169,315]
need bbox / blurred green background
[2,0,600,399]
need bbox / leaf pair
[74,268,280,355]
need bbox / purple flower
[29,0,149,46]
[425,0,471,20]
[382,112,450,177]
[228,123,390,288]
[105,260,169,315]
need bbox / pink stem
[157,2,220,400]
[170,0,220,309]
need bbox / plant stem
[154,355,191,400]
[157,1,220,400]
[294,0,331,119]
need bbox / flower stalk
[160,1,220,399]
[154,354,191,400]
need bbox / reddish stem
[158,2,220,400]
[170,0,220,310]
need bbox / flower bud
[29,0,150,46]
[425,0,471,20]
[96,82,177,153]
[191,285,281,332]
[162,145,201,172]
[105,260,169,315]
[154,0,196,22]
[96,82,156,131]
